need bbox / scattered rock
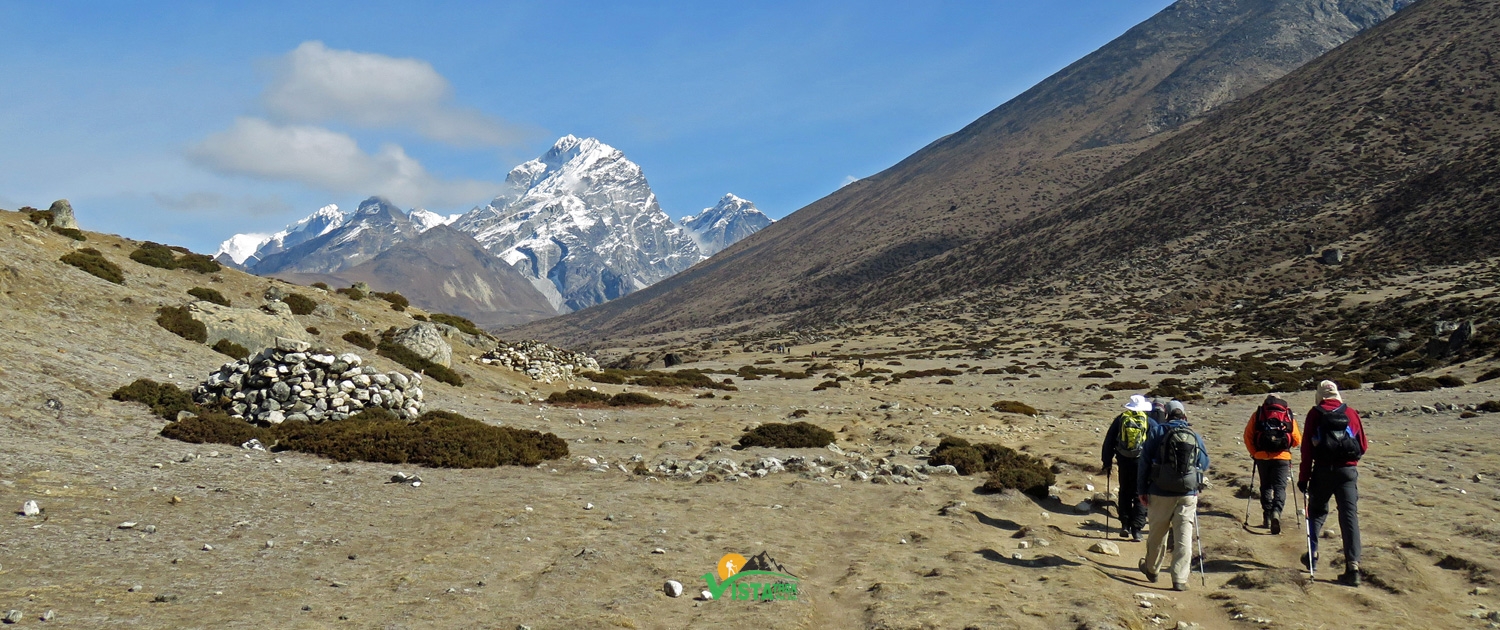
[153,593,178,603]
[664,580,684,598]
[653,548,666,554]
[20,500,39,517]
[1075,500,1094,514]
[48,199,78,230]
[118,522,137,529]
[1089,541,1121,556]
[4,610,22,624]
[392,322,453,368]
[202,544,213,551]
[41,610,53,622]
[1319,248,1344,265]
[390,472,423,485]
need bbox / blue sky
[0,1,1173,254]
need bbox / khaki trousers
[1143,494,1197,585]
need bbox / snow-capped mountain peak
[409,208,461,232]
[680,193,773,257]
[215,203,346,267]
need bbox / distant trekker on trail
[1138,400,1210,591]
[1101,395,1156,541]
[1243,395,1302,535]
[1299,380,1368,587]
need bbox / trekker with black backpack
[1137,401,1210,591]
[1299,380,1368,587]
[1101,395,1157,541]
[1243,395,1302,535]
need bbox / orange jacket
[1243,405,1303,460]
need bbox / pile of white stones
[478,339,600,382]
[646,444,959,484]
[194,337,425,423]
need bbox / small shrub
[982,368,1005,375]
[377,340,464,387]
[1098,359,1124,369]
[1477,369,1500,383]
[429,313,484,336]
[1104,380,1150,391]
[609,392,666,407]
[50,226,86,241]
[211,338,249,360]
[980,456,1056,496]
[790,409,810,418]
[188,287,230,306]
[738,421,834,449]
[1229,381,1271,396]
[1079,371,1113,379]
[891,368,962,379]
[1375,377,1442,392]
[578,370,627,385]
[336,286,366,300]
[1478,401,1500,413]
[1332,376,1362,391]
[311,282,330,291]
[991,400,1038,415]
[60,248,124,284]
[129,242,178,269]
[156,305,207,343]
[111,379,197,420]
[1436,375,1467,388]
[305,326,321,336]
[929,440,986,475]
[696,392,715,399]
[343,331,377,350]
[283,293,317,315]
[373,291,410,311]
[1461,411,1479,419]
[936,378,954,384]
[546,389,611,405]
[1149,378,1204,402]
[161,411,271,445]
[174,253,220,273]
[813,380,841,391]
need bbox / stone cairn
[477,339,600,382]
[194,337,425,423]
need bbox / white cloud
[151,191,292,217]
[840,175,860,187]
[264,41,523,147]
[188,117,498,207]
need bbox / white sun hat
[1124,394,1152,412]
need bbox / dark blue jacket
[1138,419,1210,497]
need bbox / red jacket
[1298,398,1368,483]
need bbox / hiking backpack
[1153,426,1204,494]
[1313,404,1363,462]
[1254,397,1295,453]
[1115,411,1149,458]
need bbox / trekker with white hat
[1299,380,1368,587]
[1101,394,1157,541]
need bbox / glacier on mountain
[452,135,704,313]
[680,193,773,257]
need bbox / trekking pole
[1242,460,1258,527]
[1196,508,1207,587]
[1291,473,1304,527]
[1105,466,1113,537]
[1303,487,1316,579]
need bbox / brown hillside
[512,0,1408,347]
[865,0,1500,315]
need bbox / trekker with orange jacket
[1242,395,1302,535]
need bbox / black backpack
[1254,397,1295,453]
[1313,404,1363,462]
[1153,426,1204,494]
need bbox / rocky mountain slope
[857,0,1500,319]
[511,0,1412,346]
[274,225,557,329]
[451,135,705,313]
[680,194,773,257]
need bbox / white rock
[202,544,214,551]
[584,502,594,510]
[1075,500,1093,514]
[1089,541,1121,556]
[664,580,684,598]
[118,522,137,529]
[20,500,39,517]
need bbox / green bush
[211,338,249,360]
[60,248,124,284]
[1478,401,1500,413]
[1149,378,1204,402]
[50,226,86,241]
[373,291,409,311]
[1477,369,1500,383]
[377,340,463,387]
[161,411,271,445]
[738,421,835,449]
[1436,375,1467,388]
[311,282,330,291]
[1374,377,1443,392]
[1080,371,1113,378]
[156,305,206,343]
[283,292,317,315]
[336,286,366,300]
[980,456,1056,496]
[429,313,484,336]
[929,442,986,475]
[188,287,231,306]
[891,368,963,379]
[813,380,841,391]
[930,436,1054,494]
[990,400,1038,415]
[305,326,321,336]
[1229,381,1271,396]
[579,368,733,390]
[546,389,611,405]
[111,379,198,420]
[128,241,218,273]
[343,330,377,350]
[1098,360,1124,369]
[608,392,667,407]
[1105,380,1150,391]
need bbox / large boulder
[187,301,309,354]
[48,199,78,230]
[393,322,452,367]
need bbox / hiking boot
[1300,551,1319,570]
[1173,582,1189,592]
[1130,529,1143,543]
[1139,559,1158,583]
[1270,516,1282,536]
[1339,563,1361,587]
[1260,512,1271,528]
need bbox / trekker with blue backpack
[1138,400,1210,591]
[1298,380,1368,587]
[1102,395,1157,541]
